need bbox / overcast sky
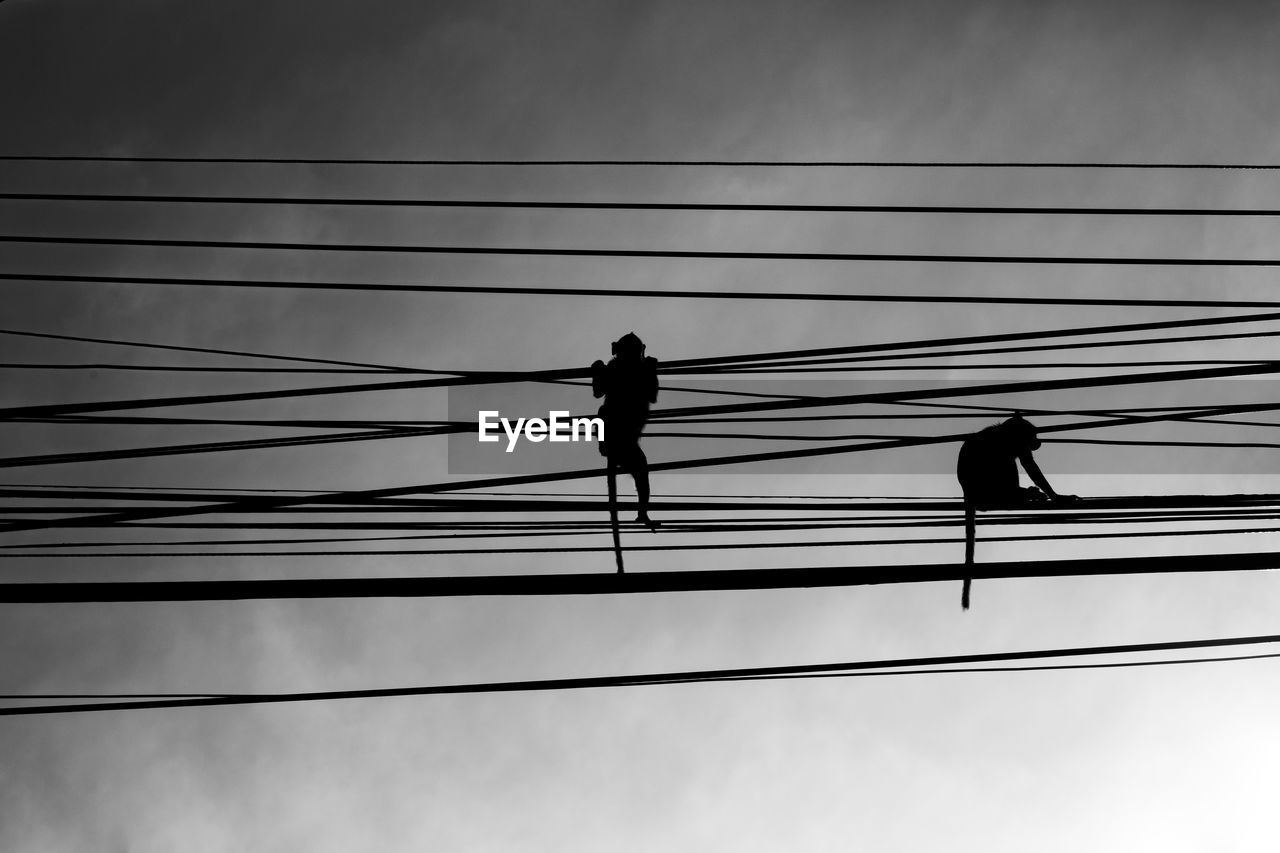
[3,1,1280,850]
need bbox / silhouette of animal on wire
[591,332,659,572]
[956,414,1079,609]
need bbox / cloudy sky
[3,1,1280,850]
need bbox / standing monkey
[592,332,659,530]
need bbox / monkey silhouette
[591,332,659,528]
[957,414,1077,509]
[956,414,1078,609]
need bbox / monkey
[591,332,659,528]
[957,414,1077,510]
[956,414,1079,609]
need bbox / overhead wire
[1,631,1277,716]
[9,271,1280,310]
[6,543,1280,601]
[4,303,1280,425]
[6,155,1280,168]
[15,232,1280,266]
[5,399,1278,534]
[6,520,1280,558]
[13,190,1280,217]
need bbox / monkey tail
[608,462,624,574]
[962,503,976,610]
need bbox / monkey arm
[1018,451,1059,497]
[591,360,608,398]
[644,356,659,403]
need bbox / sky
[3,0,1280,850]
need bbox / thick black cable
[649,362,1280,422]
[4,302,1279,425]
[5,155,1280,168]
[15,191,1280,217]
[16,232,1280,266]
[708,652,1280,685]
[12,415,458,430]
[650,432,1280,448]
[6,653,1280,710]
[0,363,393,373]
[8,521,1279,558]
[0,426,446,470]
[6,491,1278,519]
[694,328,1280,372]
[1,632,1276,716]
[10,506,1275,531]
[4,312,1279,423]
[7,271,1280,309]
[7,652,1278,712]
[661,310,1280,371]
[6,548,1280,602]
[5,400,1276,535]
[0,327,425,374]
[11,509,1279,549]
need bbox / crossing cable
[4,399,1278,535]
[8,521,1280,558]
[0,632,1277,717]
[8,508,1268,544]
[8,504,1277,528]
[5,548,1280,602]
[9,270,1280,310]
[17,232,1280,267]
[4,308,1280,421]
[685,361,1268,374]
[11,415,463,429]
[26,421,1272,476]
[0,411,1022,437]
[18,488,1278,519]
[0,327,429,374]
[895,400,1280,433]
[646,363,1280,422]
[9,509,1279,549]
[8,513,1273,542]
[0,327,794,402]
[0,363,400,374]
[3,649,1279,714]
[14,191,1280,218]
[648,432,1280,450]
[658,411,1280,434]
[0,425,450,471]
[0,484,1165,501]
[682,328,1280,372]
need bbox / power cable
[15,233,1280,266]
[1,631,1276,716]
